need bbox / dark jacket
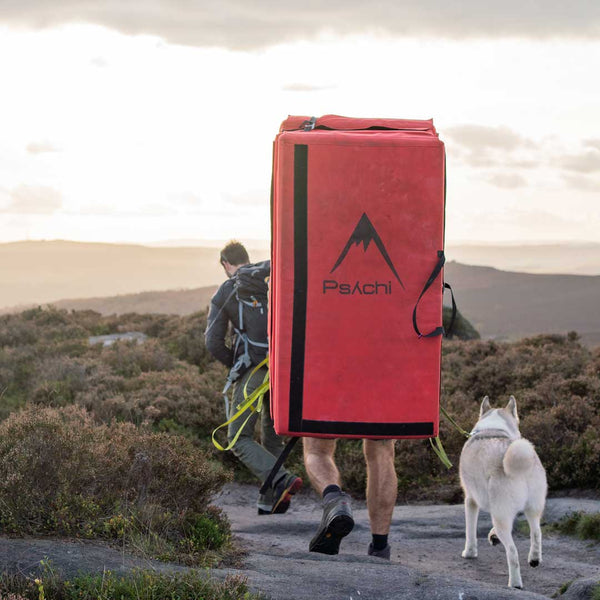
[204,278,240,368]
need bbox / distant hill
[446,242,600,276]
[54,286,219,316]
[444,261,600,347]
[0,240,268,310]
[2,240,599,347]
[25,262,599,349]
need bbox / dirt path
[1,485,599,599]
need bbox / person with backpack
[205,240,302,514]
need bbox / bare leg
[303,438,340,495]
[462,497,479,558]
[363,439,397,534]
[304,438,353,555]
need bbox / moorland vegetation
[0,306,598,566]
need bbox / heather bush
[100,339,175,377]
[0,406,231,564]
[19,307,89,343]
[154,312,213,369]
[2,307,599,505]
[29,356,92,407]
[0,316,37,347]
[92,311,213,370]
[311,333,600,501]
[76,361,226,440]
[0,308,225,443]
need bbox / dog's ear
[506,395,519,421]
[479,396,491,417]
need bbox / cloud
[1,1,599,50]
[563,174,600,192]
[26,140,60,154]
[282,83,334,92]
[2,184,62,214]
[223,190,267,208]
[487,173,528,189]
[63,203,172,216]
[445,124,535,152]
[167,191,208,214]
[444,124,539,168]
[504,159,540,169]
[452,208,591,242]
[90,56,109,67]
[584,139,600,151]
[556,149,600,173]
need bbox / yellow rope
[212,358,270,451]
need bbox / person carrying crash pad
[304,438,396,559]
[205,240,302,514]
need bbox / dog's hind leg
[524,508,542,567]
[491,515,523,589]
[461,496,479,558]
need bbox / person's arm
[205,290,235,368]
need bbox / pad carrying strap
[259,436,300,494]
[412,250,456,338]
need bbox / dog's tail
[503,439,536,477]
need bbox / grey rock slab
[0,536,189,579]
[219,551,551,600]
[560,577,600,600]
[213,483,600,600]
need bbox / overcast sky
[0,1,599,244]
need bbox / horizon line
[1,237,600,248]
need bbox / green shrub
[0,406,231,564]
[0,307,225,444]
[2,307,600,503]
[76,361,226,440]
[557,580,573,595]
[101,339,175,377]
[550,512,600,541]
[319,333,600,501]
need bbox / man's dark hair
[220,240,250,266]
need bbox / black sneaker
[309,492,354,555]
[368,542,391,560]
[269,474,303,514]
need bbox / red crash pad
[270,115,446,439]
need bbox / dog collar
[469,428,515,440]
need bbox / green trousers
[227,365,289,509]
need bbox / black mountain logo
[330,213,404,288]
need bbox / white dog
[459,396,547,589]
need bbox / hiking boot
[309,492,354,555]
[261,474,302,515]
[368,542,391,560]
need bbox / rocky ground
[213,484,600,600]
[1,484,599,600]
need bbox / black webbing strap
[444,282,457,338]
[301,117,317,131]
[412,250,446,338]
[259,436,300,495]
